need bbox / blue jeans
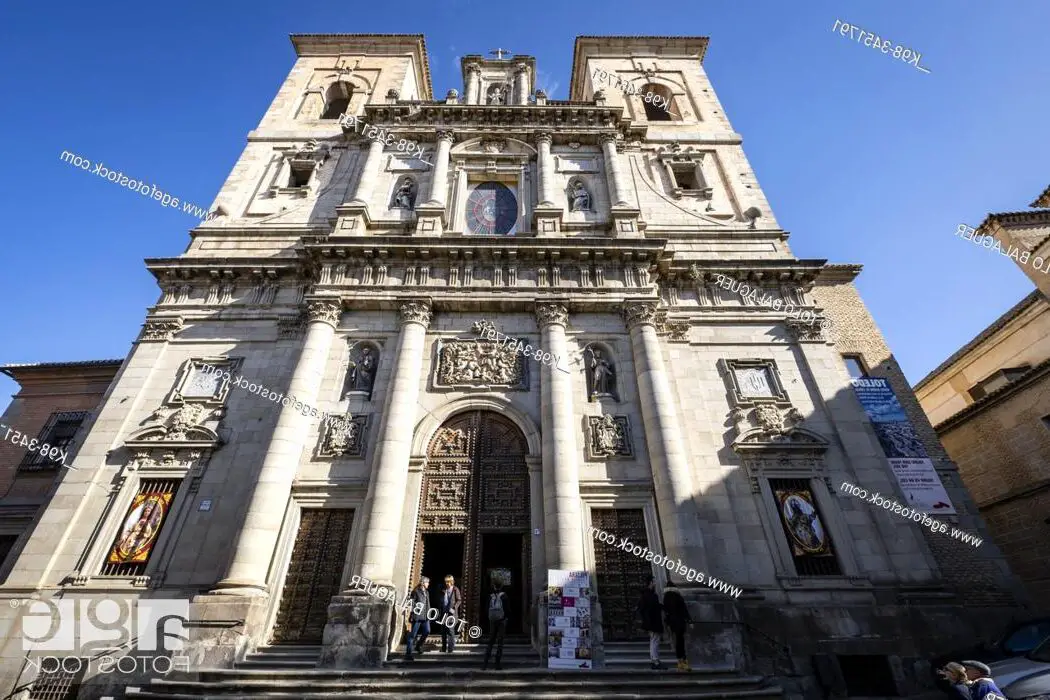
[405,619,430,657]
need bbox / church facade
[0,34,1028,699]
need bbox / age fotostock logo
[20,597,190,675]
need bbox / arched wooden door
[413,410,531,635]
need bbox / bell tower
[461,52,535,105]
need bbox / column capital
[306,300,342,327]
[536,132,553,146]
[399,300,433,327]
[466,62,482,75]
[622,302,659,329]
[535,302,569,328]
[600,133,619,147]
[515,62,530,75]
[436,130,456,144]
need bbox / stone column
[425,131,455,207]
[515,63,530,105]
[355,300,433,586]
[348,136,385,204]
[623,302,704,569]
[536,132,556,207]
[212,300,341,595]
[601,134,630,207]
[465,63,482,105]
[536,303,585,570]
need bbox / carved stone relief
[586,414,633,459]
[319,413,368,457]
[140,318,183,342]
[434,339,528,390]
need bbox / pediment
[451,136,536,158]
[732,427,829,455]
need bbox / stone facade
[0,34,1029,699]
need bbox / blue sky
[1,0,1048,413]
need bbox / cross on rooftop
[489,48,512,60]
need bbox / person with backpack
[662,579,692,671]
[482,580,508,670]
[638,575,664,670]
[403,576,431,661]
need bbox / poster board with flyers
[547,569,592,669]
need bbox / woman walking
[637,575,664,670]
[662,579,692,671]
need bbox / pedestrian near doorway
[404,576,431,661]
[482,579,508,670]
[638,575,664,670]
[440,575,463,653]
[662,579,693,671]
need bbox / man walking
[638,575,664,670]
[404,576,431,661]
[482,579,508,670]
[662,579,692,671]
[440,574,463,653]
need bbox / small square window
[842,355,867,379]
[672,166,700,190]
[288,163,314,188]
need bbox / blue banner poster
[851,378,956,514]
[547,569,592,670]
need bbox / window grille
[27,658,86,700]
[18,412,89,471]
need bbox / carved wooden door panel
[418,411,530,632]
[592,508,650,641]
[271,508,354,644]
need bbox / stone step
[166,668,766,683]
[127,690,781,700]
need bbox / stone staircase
[123,638,785,699]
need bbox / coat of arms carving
[434,339,528,390]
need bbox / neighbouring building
[915,187,1050,611]
[0,34,1031,700]
[0,361,122,582]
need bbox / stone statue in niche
[585,346,618,400]
[391,179,416,209]
[487,83,508,105]
[569,180,591,212]
[343,345,378,398]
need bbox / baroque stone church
[0,34,1028,699]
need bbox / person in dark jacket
[961,660,1005,700]
[662,579,693,671]
[638,575,664,669]
[404,576,431,661]
[482,580,508,670]
[439,574,463,653]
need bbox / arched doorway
[413,410,531,636]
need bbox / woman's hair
[444,575,455,584]
[419,576,430,586]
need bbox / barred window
[18,412,89,471]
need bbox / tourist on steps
[638,575,664,670]
[404,576,431,661]
[482,579,508,670]
[662,579,693,671]
[440,574,463,653]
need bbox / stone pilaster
[415,132,454,235]
[533,132,564,236]
[212,299,341,596]
[515,62,530,105]
[623,302,706,572]
[601,134,629,207]
[536,302,585,570]
[465,63,481,105]
[349,136,385,204]
[354,300,433,586]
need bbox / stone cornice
[656,258,827,284]
[289,34,433,100]
[1031,184,1050,209]
[145,257,308,286]
[816,264,864,283]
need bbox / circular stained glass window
[466,181,517,236]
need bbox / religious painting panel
[769,478,841,576]
[100,479,180,577]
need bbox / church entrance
[413,411,531,638]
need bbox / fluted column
[536,133,556,207]
[601,134,630,207]
[426,131,455,207]
[355,301,432,586]
[515,63,530,105]
[623,302,704,569]
[465,63,482,105]
[536,303,585,570]
[348,136,385,204]
[213,300,341,595]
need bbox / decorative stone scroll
[785,317,830,343]
[586,414,633,459]
[319,413,368,457]
[434,339,528,390]
[140,318,183,342]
